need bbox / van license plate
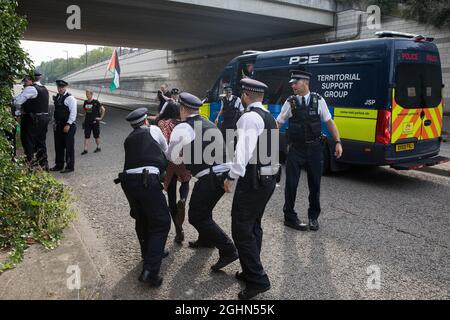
[396,143,415,152]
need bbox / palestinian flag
[107,49,121,92]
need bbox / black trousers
[54,122,76,170]
[188,173,236,257]
[284,142,323,223]
[231,172,276,289]
[167,175,189,226]
[20,114,49,166]
[121,174,171,276]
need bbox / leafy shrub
[0,0,74,271]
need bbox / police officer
[224,78,279,300]
[13,71,50,169]
[50,80,78,173]
[166,92,238,271]
[277,70,343,232]
[116,108,171,286]
[215,86,244,137]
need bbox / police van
[202,31,448,172]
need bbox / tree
[337,0,450,29]
[0,0,73,271]
[37,47,114,83]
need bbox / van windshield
[395,63,442,109]
[209,67,233,101]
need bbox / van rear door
[392,50,444,147]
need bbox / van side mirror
[204,90,211,102]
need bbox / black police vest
[54,93,72,123]
[221,96,239,121]
[184,115,226,176]
[123,127,168,172]
[246,107,277,169]
[22,84,49,114]
[287,93,322,144]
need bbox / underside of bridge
[18,0,335,49]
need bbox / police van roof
[232,36,438,63]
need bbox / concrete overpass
[18,0,336,49]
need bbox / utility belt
[290,136,324,148]
[55,120,74,126]
[23,112,49,123]
[24,112,49,116]
[197,167,228,190]
[114,169,161,189]
[247,164,281,190]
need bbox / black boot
[138,270,163,287]
[211,252,239,272]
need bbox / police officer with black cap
[277,70,343,232]
[224,78,280,300]
[166,92,238,271]
[13,71,50,169]
[50,80,78,173]
[115,107,171,287]
[215,86,244,134]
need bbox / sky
[20,40,102,66]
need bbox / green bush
[337,0,450,29]
[0,0,74,271]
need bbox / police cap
[289,70,312,83]
[56,79,69,87]
[126,107,148,125]
[239,78,268,93]
[179,92,203,110]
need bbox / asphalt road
[45,103,450,300]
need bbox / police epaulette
[311,92,323,100]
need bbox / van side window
[255,68,292,105]
[210,67,233,101]
[395,64,442,108]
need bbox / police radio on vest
[289,55,320,65]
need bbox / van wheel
[322,142,331,175]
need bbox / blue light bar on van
[375,31,434,42]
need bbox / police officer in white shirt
[13,71,50,169]
[277,70,343,232]
[166,92,238,272]
[50,80,78,173]
[114,107,170,287]
[223,78,279,300]
[215,86,244,132]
